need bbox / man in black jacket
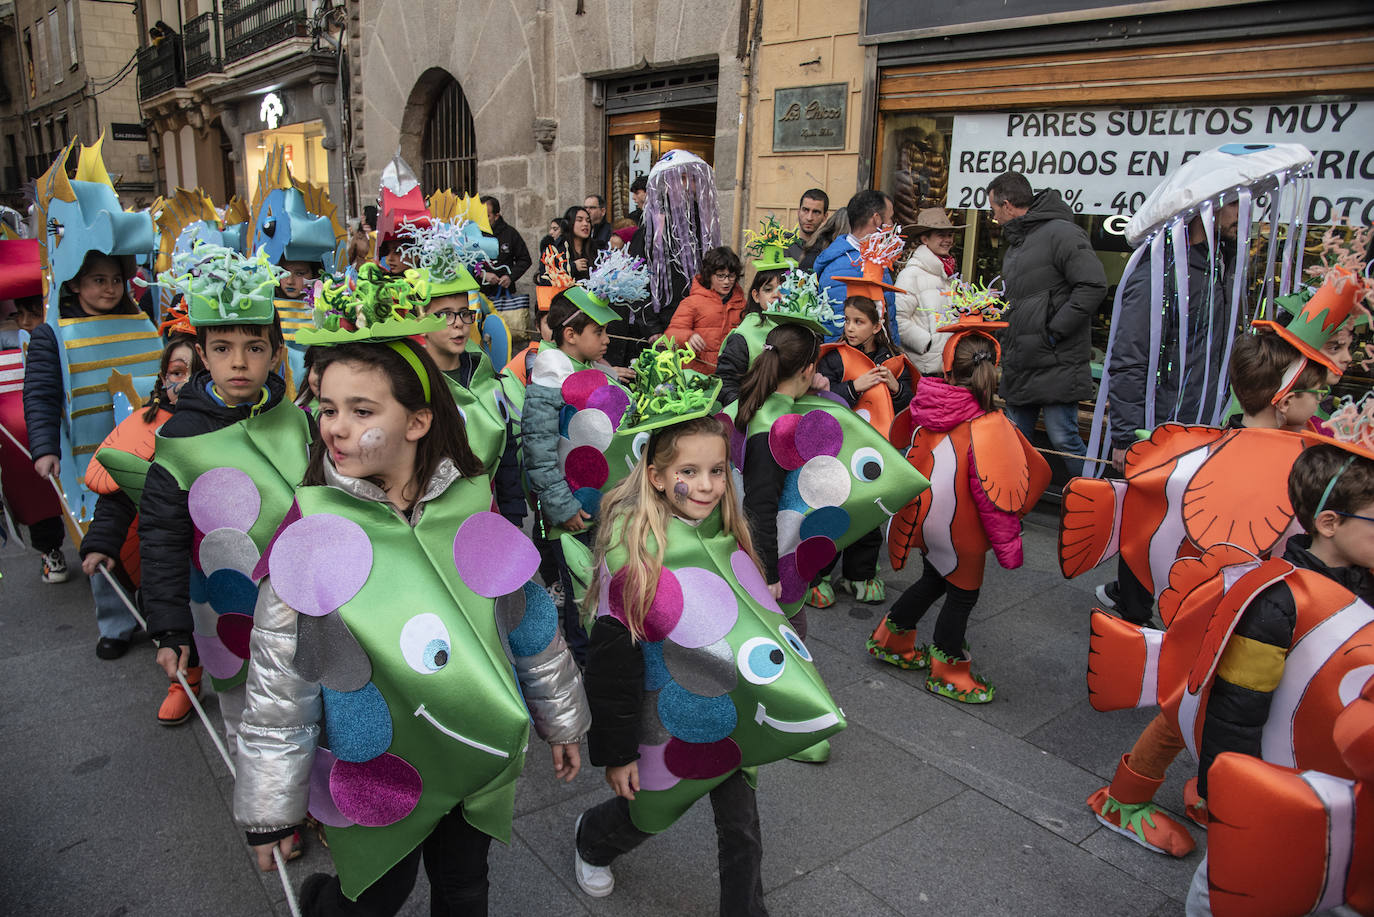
[987,172,1107,475]
[479,196,533,301]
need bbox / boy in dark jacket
[140,313,288,725]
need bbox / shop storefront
[242,112,331,196]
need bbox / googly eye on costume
[779,624,812,662]
[632,431,651,461]
[850,447,884,482]
[400,613,452,674]
[738,635,787,685]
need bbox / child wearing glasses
[664,246,746,373]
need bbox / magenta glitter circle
[586,385,631,429]
[453,512,540,597]
[188,467,260,535]
[768,414,804,470]
[329,753,422,827]
[308,748,353,827]
[667,567,738,648]
[564,445,609,491]
[608,567,684,641]
[777,553,806,604]
[795,410,843,460]
[635,742,680,791]
[795,535,837,581]
[664,736,741,781]
[561,369,608,410]
[269,514,374,616]
[730,550,781,613]
[216,612,254,659]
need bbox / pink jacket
[911,379,1024,569]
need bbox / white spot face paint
[358,426,387,459]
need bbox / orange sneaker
[866,619,928,670]
[158,666,202,727]
[1086,754,1196,856]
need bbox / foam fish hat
[157,241,285,328]
[536,246,575,312]
[760,269,838,336]
[153,187,222,274]
[0,238,41,299]
[247,143,340,270]
[398,219,491,299]
[564,248,649,326]
[934,276,1010,372]
[832,224,905,300]
[33,136,155,291]
[428,189,494,236]
[297,261,443,345]
[620,337,723,435]
[376,152,432,260]
[744,215,798,272]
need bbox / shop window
[243,119,329,193]
[605,105,716,223]
[421,76,476,195]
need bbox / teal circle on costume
[643,641,670,691]
[207,568,259,616]
[507,581,559,657]
[657,680,737,743]
[321,681,393,763]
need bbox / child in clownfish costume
[869,296,1050,703]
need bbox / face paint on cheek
[358,427,387,458]
[673,480,689,503]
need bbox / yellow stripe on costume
[71,403,114,419]
[58,313,151,326]
[1215,635,1287,692]
[65,331,160,349]
[69,350,162,374]
[71,383,108,398]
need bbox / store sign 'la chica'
[948,100,1374,223]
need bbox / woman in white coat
[894,208,964,376]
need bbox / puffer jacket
[912,378,1024,569]
[997,190,1108,406]
[522,348,606,527]
[1197,535,1374,797]
[663,277,747,372]
[139,370,288,648]
[813,234,899,346]
[894,244,955,375]
[234,458,590,842]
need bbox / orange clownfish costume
[504,341,539,386]
[817,342,913,438]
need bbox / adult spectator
[627,176,648,225]
[584,193,612,246]
[663,246,746,373]
[560,205,604,281]
[893,208,963,376]
[987,171,1107,476]
[785,188,829,271]
[813,189,897,343]
[480,195,532,299]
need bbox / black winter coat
[443,354,525,525]
[1108,241,1235,447]
[139,370,289,648]
[81,490,137,561]
[479,216,533,300]
[584,615,645,767]
[1197,536,1374,797]
[997,190,1108,406]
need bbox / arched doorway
[399,68,478,195]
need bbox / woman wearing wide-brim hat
[895,208,966,376]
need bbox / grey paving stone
[837,790,1171,916]
[763,866,902,916]
[1080,824,1202,907]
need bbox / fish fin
[1086,611,1160,711]
[1058,477,1125,578]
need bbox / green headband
[386,339,431,403]
[1315,454,1357,518]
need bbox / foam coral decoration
[542,247,574,289]
[934,276,1009,324]
[773,269,839,326]
[397,219,490,287]
[305,262,441,341]
[1323,391,1374,456]
[157,241,285,326]
[853,224,906,272]
[744,215,800,257]
[583,248,650,306]
[624,337,721,430]
[1306,220,1374,316]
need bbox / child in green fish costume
[234,283,589,911]
[573,395,845,912]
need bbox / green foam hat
[620,337,723,434]
[745,215,800,272]
[157,241,284,327]
[296,262,444,345]
[760,269,837,336]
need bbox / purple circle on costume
[635,742,680,791]
[717,412,746,470]
[731,550,782,614]
[188,467,261,534]
[329,753,423,827]
[586,385,631,428]
[795,536,837,582]
[454,512,540,597]
[216,612,254,659]
[768,414,804,470]
[308,748,354,827]
[197,633,247,680]
[561,369,608,410]
[667,567,738,648]
[608,567,683,641]
[664,736,741,781]
[564,445,609,491]
[777,553,806,604]
[269,514,373,616]
[795,410,843,460]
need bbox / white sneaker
[573,813,614,897]
[1094,582,1118,609]
[41,549,69,584]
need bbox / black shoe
[298,873,335,911]
[95,637,130,660]
[1094,581,1120,609]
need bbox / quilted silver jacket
[232,459,589,836]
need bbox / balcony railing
[184,12,223,80]
[222,0,309,65]
[137,37,184,100]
